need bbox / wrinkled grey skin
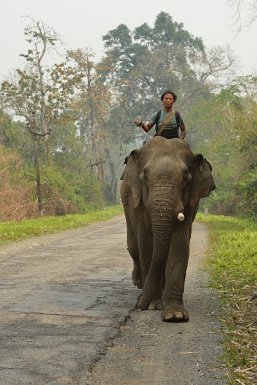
[120,137,216,322]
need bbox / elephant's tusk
[177,212,185,221]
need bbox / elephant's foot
[132,266,142,289]
[139,295,163,310]
[162,303,189,322]
[147,293,163,310]
[138,294,149,310]
[148,298,163,310]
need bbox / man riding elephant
[134,90,186,140]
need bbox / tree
[228,76,257,218]
[0,18,82,215]
[101,12,205,103]
[65,49,115,204]
[99,12,236,137]
[66,49,111,165]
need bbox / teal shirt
[150,110,183,139]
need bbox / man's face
[163,93,174,108]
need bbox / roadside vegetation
[0,205,122,245]
[198,213,257,385]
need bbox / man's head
[160,90,177,102]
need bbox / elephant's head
[122,137,215,308]
[123,138,215,215]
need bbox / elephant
[120,136,216,322]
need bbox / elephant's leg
[138,248,163,310]
[137,218,163,309]
[147,266,164,310]
[123,202,143,289]
[127,231,142,289]
[137,225,152,290]
[162,223,191,322]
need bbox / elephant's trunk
[140,188,181,310]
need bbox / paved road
[0,216,227,385]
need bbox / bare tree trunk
[33,138,43,216]
[37,36,50,163]
[104,148,120,202]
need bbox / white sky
[1,0,257,81]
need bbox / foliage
[1,19,82,127]
[0,145,36,220]
[187,95,241,215]
[237,168,257,219]
[21,161,105,215]
[66,49,111,160]
[189,76,257,218]
[198,213,257,385]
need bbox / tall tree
[0,18,82,214]
[66,49,111,178]
[101,12,205,104]
[100,12,235,136]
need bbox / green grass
[197,213,257,385]
[0,205,123,245]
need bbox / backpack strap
[154,111,175,137]
[175,111,180,128]
[155,110,162,129]
[156,110,180,130]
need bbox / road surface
[0,216,227,385]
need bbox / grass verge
[0,205,123,245]
[197,213,257,385]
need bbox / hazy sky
[1,0,257,81]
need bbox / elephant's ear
[190,154,216,204]
[124,149,143,208]
[123,155,129,165]
[192,154,204,172]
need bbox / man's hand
[134,119,143,127]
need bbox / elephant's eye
[143,168,148,177]
[140,168,148,182]
[182,170,189,180]
[143,168,149,185]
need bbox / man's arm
[134,119,154,132]
[176,112,186,139]
[141,121,154,132]
[179,124,186,139]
